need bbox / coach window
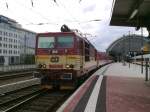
[38,37,55,48]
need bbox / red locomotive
[35,25,108,89]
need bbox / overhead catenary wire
[1,0,100,36]
[3,0,93,27]
[4,0,59,26]
[57,0,81,23]
[15,0,52,22]
[5,0,8,9]
[2,0,83,26]
[1,0,35,25]
[79,0,82,3]
[31,0,34,7]
[6,2,8,9]
[52,0,59,6]
[53,0,57,3]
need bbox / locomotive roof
[37,32,87,41]
[37,32,81,36]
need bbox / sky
[0,0,148,51]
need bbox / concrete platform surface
[105,63,150,112]
[57,63,150,112]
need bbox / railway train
[132,54,150,65]
[35,25,111,89]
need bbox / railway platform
[57,62,150,112]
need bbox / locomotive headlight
[43,64,46,68]
[66,64,70,68]
[66,64,74,68]
[38,64,42,68]
[38,64,46,68]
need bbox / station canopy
[106,35,149,56]
[110,0,150,27]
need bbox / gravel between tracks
[0,90,72,112]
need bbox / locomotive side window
[38,37,54,48]
[85,41,90,62]
[57,36,73,48]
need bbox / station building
[0,15,36,65]
[106,34,150,61]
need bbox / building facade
[0,15,36,65]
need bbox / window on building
[3,44,7,48]
[6,32,8,36]
[0,56,4,64]
[3,50,6,54]
[14,45,17,48]
[4,32,8,36]
[9,33,11,36]
[9,33,12,37]
[9,50,12,54]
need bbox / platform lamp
[141,47,144,73]
[122,35,126,65]
[128,31,131,68]
[141,27,144,74]
[134,4,144,74]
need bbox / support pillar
[147,27,150,39]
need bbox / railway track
[0,71,34,80]
[0,71,36,86]
[0,64,111,112]
[0,85,41,102]
[0,85,41,111]
[0,88,71,112]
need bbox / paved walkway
[57,62,150,112]
[105,63,150,112]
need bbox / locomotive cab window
[57,36,73,48]
[38,37,54,48]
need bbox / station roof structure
[110,0,150,27]
[106,35,149,55]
